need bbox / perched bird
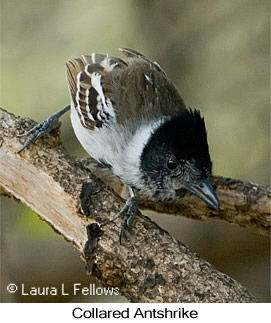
[18,48,219,242]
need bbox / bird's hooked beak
[185,179,220,210]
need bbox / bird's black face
[140,109,219,209]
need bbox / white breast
[70,104,122,165]
[70,104,166,187]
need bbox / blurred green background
[1,0,270,302]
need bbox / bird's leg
[17,105,70,153]
[111,187,137,244]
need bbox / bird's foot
[111,197,137,244]
[17,105,70,153]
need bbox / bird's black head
[140,109,219,209]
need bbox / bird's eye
[167,159,177,170]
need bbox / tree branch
[84,160,270,236]
[1,108,267,302]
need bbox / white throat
[70,102,167,189]
[116,118,168,187]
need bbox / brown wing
[66,49,186,129]
[113,49,186,126]
[119,48,166,75]
[66,53,127,129]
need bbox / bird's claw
[111,197,137,244]
[17,116,60,153]
[17,105,70,153]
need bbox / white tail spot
[91,72,116,123]
[85,88,95,122]
[75,72,86,126]
[84,64,92,77]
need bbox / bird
[17,48,219,242]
